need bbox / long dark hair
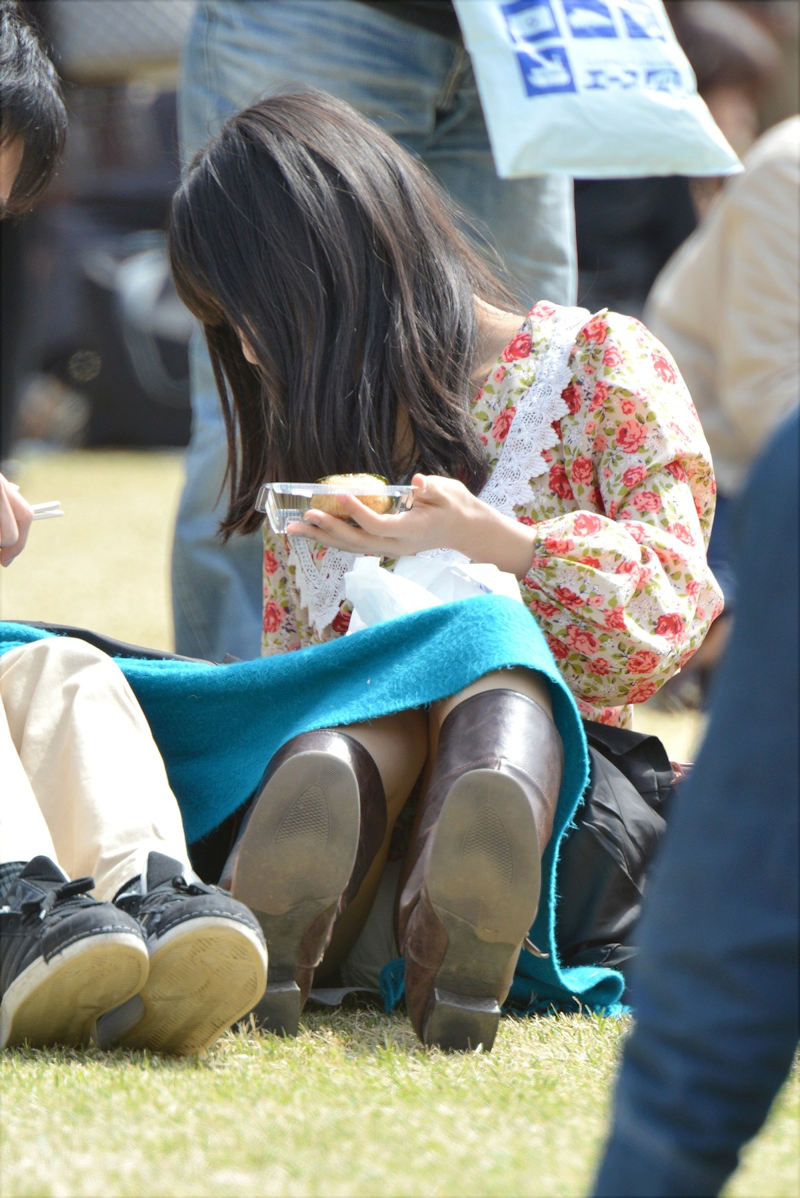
[168,90,518,537]
[0,0,66,215]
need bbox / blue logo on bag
[621,0,665,39]
[501,0,560,44]
[562,0,617,39]
[516,44,577,95]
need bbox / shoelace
[117,873,216,915]
[170,876,214,898]
[21,875,96,921]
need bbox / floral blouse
[260,302,723,726]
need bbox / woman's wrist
[454,493,536,578]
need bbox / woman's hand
[0,473,33,567]
[288,473,537,577]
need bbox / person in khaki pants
[0,0,266,1055]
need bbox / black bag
[555,720,677,981]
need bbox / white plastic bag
[453,0,742,179]
[343,552,523,633]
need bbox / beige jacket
[644,116,800,495]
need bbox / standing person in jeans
[172,0,577,663]
[592,406,799,1196]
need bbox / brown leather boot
[223,729,386,1036]
[396,688,563,1052]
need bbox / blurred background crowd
[2,0,796,461]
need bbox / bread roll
[314,473,393,517]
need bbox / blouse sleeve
[261,533,303,655]
[519,311,724,710]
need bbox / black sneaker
[0,856,150,1049]
[95,852,267,1055]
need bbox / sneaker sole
[231,750,360,1036]
[1,932,149,1049]
[421,770,542,1052]
[99,915,267,1055]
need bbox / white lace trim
[288,536,357,632]
[477,304,589,515]
[291,303,591,633]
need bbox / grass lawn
[1,449,797,1197]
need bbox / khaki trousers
[0,638,193,900]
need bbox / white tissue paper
[344,551,523,634]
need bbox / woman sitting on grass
[166,90,722,1052]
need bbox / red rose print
[502,331,532,362]
[586,592,605,606]
[655,613,685,642]
[622,464,648,488]
[581,317,609,345]
[579,556,602,569]
[549,463,575,500]
[652,353,677,382]
[626,679,660,704]
[574,512,602,536]
[592,380,609,406]
[604,607,626,631]
[554,586,583,609]
[602,345,623,368]
[626,649,661,674]
[561,381,582,414]
[532,301,556,319]
[620,398,636,415]
[331,607,352,634]
[685,578,700,598]
[665,459,688,482]
[546,634,569,660]
[593,434,608,452]
[570,455,594,486]
[616,419,648,454]
[566,625,599,655]
[668,522,694,545]
[492,365,507,383]
[491,406,516,442]
[263,550,279,575]
[262,600,286,633]
[545,536,575,555]
[551,418,562,438]
[633,490,663,513]
[591,656,612,675]
[517,515,535,526]
[623,521,645,543]
[532,598,560,620]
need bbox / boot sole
[1,932,149,1049]
[231,750,360,1036]
[96,916,267,1055]
[421,769,543,1051]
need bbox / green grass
[1,449,797,1197]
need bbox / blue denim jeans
[592,407,800,1196]
[171,0,577,661]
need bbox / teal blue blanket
[1,598,625,1015]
